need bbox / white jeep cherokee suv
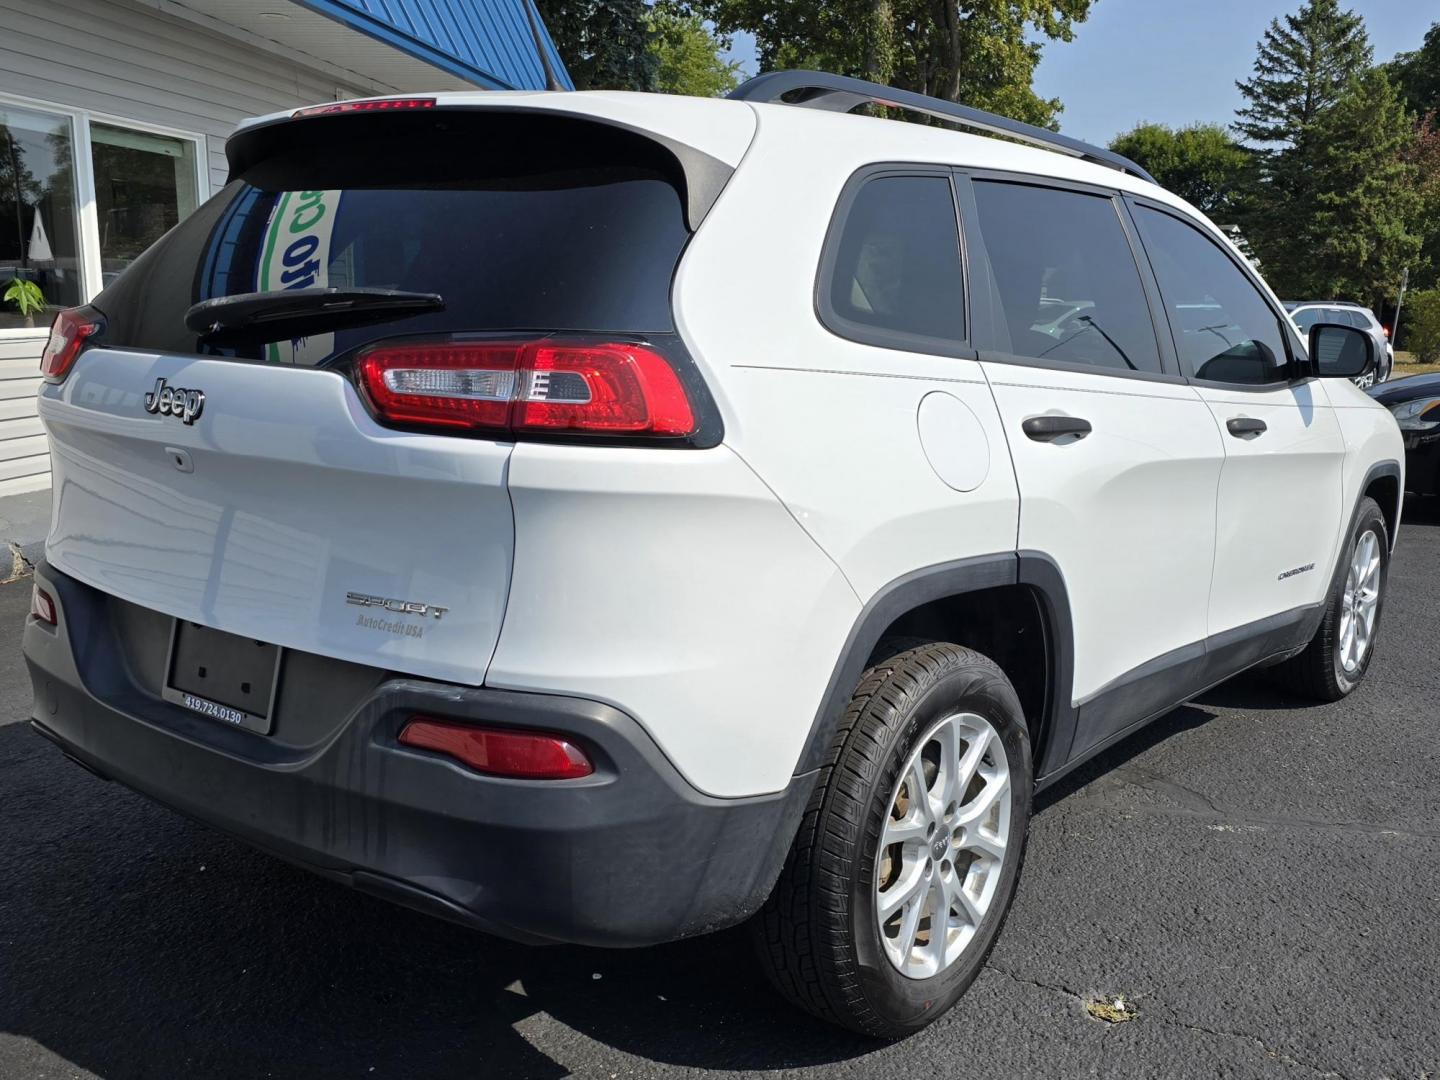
[23,72,1403,1038]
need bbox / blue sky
[722,1,1436,145]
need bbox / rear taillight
[40,306,103,383]
[398,718,594,780]
[356,339,697,439]
[29,585,56,626]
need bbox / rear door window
[968,180,1163,374]
[91,112,693,363]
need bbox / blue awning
[293,0,574,91]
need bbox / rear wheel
[1274,497,1388,701]
[753,642,1031,1038]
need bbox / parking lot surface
[2,501,1438,1079]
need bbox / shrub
[1403,288,1440,362]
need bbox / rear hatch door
[40,103,726,683]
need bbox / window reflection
[0,105,81,330]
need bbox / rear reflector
[356,339,696,438]
[40,307,103,382]
[398,718,593,780]
[294,98,435,117]
[30,585,56,626]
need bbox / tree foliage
[649,6,742,97]
[1300,70,1423,305]
[1108,122,1252,217]
[1234,0,1371,147]
[1401,287,1440,361]
[1232,1,1425,308]
[533,0,657,91]
[700,0,1094,127]
[1387,21,1440,117]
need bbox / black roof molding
[728,70,1157,185]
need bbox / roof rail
[727,70,1157,185]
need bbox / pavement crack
[983,962,1087,1005]
[1143,1011,1354,1080]
[1,540,33,585]
[988,964,1355,1079]
[1089,766,1440,841]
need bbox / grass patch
[1392,352,1440,378]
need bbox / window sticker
[255,189,342,364]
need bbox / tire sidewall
[1332,506,1389,694]
[849,661,1032,1032]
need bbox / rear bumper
[23,561,812,947]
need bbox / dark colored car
[1370,372,1440,495]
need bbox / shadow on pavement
[0,719,876,1080]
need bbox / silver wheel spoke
[894,878,926,959]
[954,769,1010,829]
[882,809,929,848]
[964,823,1007,861]
[878,861,928,920]
[1338,529,1383,674]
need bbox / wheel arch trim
[794,551,1079,781]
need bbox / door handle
[1022,415,1092,442]
[1226,417,1268,437]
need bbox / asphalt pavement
[2,501,1438,1079]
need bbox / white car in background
[1286,301,1394,387]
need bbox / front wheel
[753,642,1032,1038]
[1274,496,1389,701]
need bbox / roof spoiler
[728,70,1157,185]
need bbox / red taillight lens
[357,342,518,430]
[40,307,102,382]
[356,339,697,439]
[294,97,435,117]
[398,718,594,780]
[29,585,56,626]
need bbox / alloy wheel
[873,712,1012,980]
[1339,529,1382,674]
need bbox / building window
[0,103,82,330]
[0,94,205,335]
[90,123,199,287]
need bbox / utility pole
[1393,267,1409,351]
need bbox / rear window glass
[91,113,692,363]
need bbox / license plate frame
[161,620,282,736]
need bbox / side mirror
[1309,323,1374,379]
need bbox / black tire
[753,642,1032,1039]
[1273,496,1389,701]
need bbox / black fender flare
[793,552,1079,782]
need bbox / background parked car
[1285,301,1394,387]
[1369,372,1440,496]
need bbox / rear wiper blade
[185,287,443,341]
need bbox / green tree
[1234,0,1371,147]
[649,6,742,97]
[1401,287,1440,360]
[1286,70,1422,307]
[1387,22,1440,117]
[1108,122,1252,217]
[534,0,658,91]
[702,0,1094,128]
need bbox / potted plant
[3,278,45,329]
